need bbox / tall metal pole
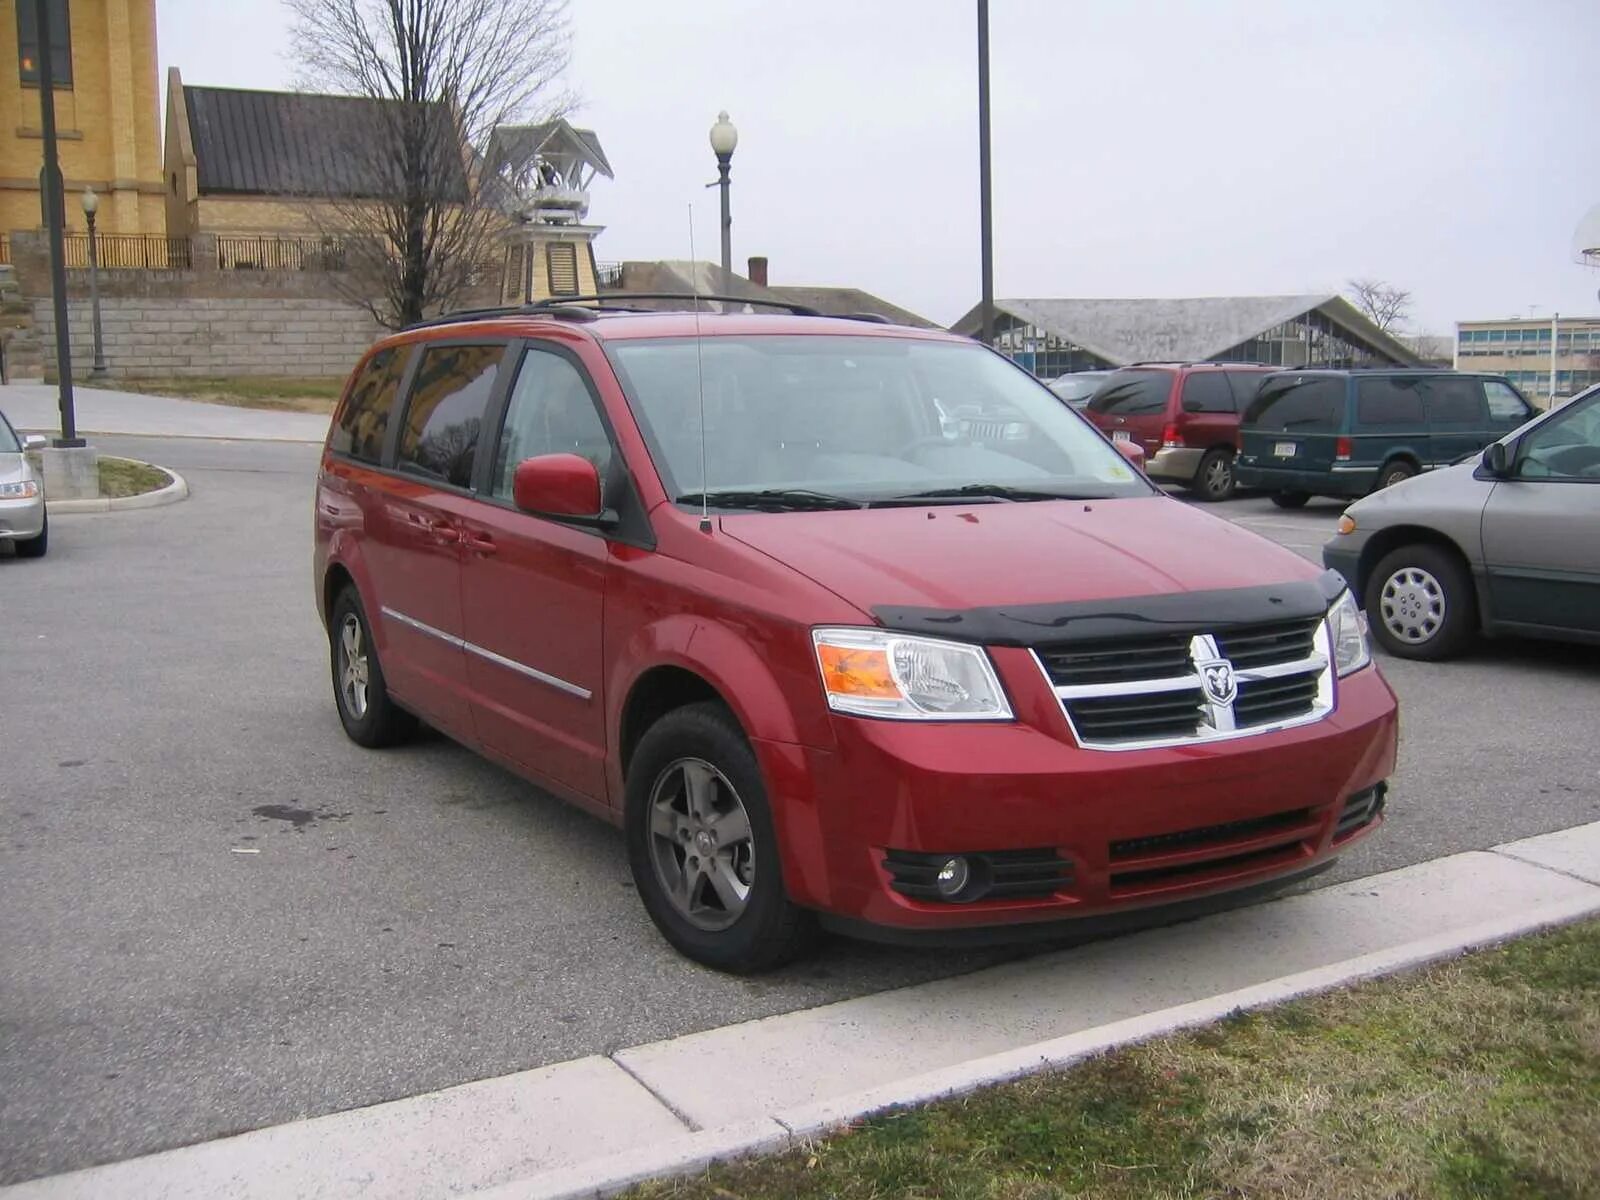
[1549,311,1559,407]
[86,206,108,378]
[33,0,83,446]
[716,155,732,279]
[977,0,994,350]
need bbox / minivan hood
[722,496,1322,613]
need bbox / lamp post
[708,111,738,280]
[81,186,108,379]
[976,0,994,350]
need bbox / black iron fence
[594,260,624,288]
[216,234,348,272]
[64,233,192,270]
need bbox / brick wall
[31,296,382,379]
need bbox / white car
[0,409,48,558]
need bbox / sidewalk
[4,821,1598,1200]
[0,382,329,443]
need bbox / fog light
[935,856,970,898]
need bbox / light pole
[708,111,738,280]
[81,186,108,379]
[977,0,994,350]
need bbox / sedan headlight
[812,627,1013,720]
[0,480,40,499]
[1328,589,1371,676]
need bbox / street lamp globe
[80,185,98,216]
[708,111,738,160]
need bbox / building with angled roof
[949,295,1423,377]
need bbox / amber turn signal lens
[1336,515,1357,535]
[816,644,900,699]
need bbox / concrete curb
[492,892,1600,1200]
[45,458,189,514]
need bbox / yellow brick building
[1,0,164,238]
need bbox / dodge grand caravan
[314,297,1398,972]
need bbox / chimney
[747,255,768,287]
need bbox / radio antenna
[688,204,712,533]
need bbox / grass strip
[632,919,1600,1200]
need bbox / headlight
[812,627,1013,720]
[1328,589,1371,676]
[0,480,40,499]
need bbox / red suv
[314,299,1397,972]
[1082,363,1275,500]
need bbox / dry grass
[97,456,171,498]
[630,919,1600,1200]
[100,376,346,414]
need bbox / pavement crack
[1490,847,1600,889]
[609,1054,702,1132]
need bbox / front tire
[15,511,47,558]
[1193,448,1236,502]
[1365,544,1477,661]
[1270,490,1310,509]
[329,585,417,747]
[1375,460,1417,491]
[625,702,816,973]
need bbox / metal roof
[950,294,1423,366]
[486,120,614,180]
[184,85,467,200]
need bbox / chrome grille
[1035,620,1334,750]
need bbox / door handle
[460,531,497,556]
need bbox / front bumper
[0,494,46,540]
[755,649,1398,935]
[1144,446,1204,484]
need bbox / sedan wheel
[646,758,755,932]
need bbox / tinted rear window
[1180,372,1234,413]
[1087,371,1171,416]
[330,347,407,463]
[1225,372,1265,409]
[1355,377,1425,426]
[1245,377,1345,431]
[1424,377,1486,424]
[396,344,505,487]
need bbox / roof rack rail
[404,291,846,332]
[527,292,823,316]
[842,311,893,324]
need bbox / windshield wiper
[884,483,1107,504]
[676,488,865,512]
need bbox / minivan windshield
[607,335,1155,508]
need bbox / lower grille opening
[1335,782,1387,841]
[1109,839,1305,895]
[883,847,1073,904]
[1110,808,1317,862]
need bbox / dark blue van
[1235,369,1533,507]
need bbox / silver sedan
[0,409,48,558]
[1324,383,1600,659]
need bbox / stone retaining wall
[31,296,383,378]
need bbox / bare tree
[1345,278,1413,334]
[285,0,573,327]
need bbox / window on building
[1180,372,1235,413]
[493,349,612,499]
[546,243,579,296]
[1489,330,1506,343]
[397,344,506,487]
[17,0,71,87]
[329,347,408,464]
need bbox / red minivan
[314,300,1397,972]
[1082,363,1276,500]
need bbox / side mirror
[22,434,47,451]
[1480,441,1509,478]
[1114,440,1147,471]
[512,453,605,519]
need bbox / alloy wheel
[1378,567,1445,644]
[338,613,371,718]
[1204,455,1232,497]
[646,757,756,932]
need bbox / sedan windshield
[0,417,20,454]
[607,336,1154,508]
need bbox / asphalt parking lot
[3,438,1598,1186]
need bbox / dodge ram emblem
[1199,659,1237,707]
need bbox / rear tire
[15,511,47,558]
[1192,448,1236,502]
[329,585,417,748]
[1364,544,1477,661]
[1270,490,1310,509]
[625,702,817,973]
[1375,460,1417,491]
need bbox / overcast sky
[156,0,1600,333]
